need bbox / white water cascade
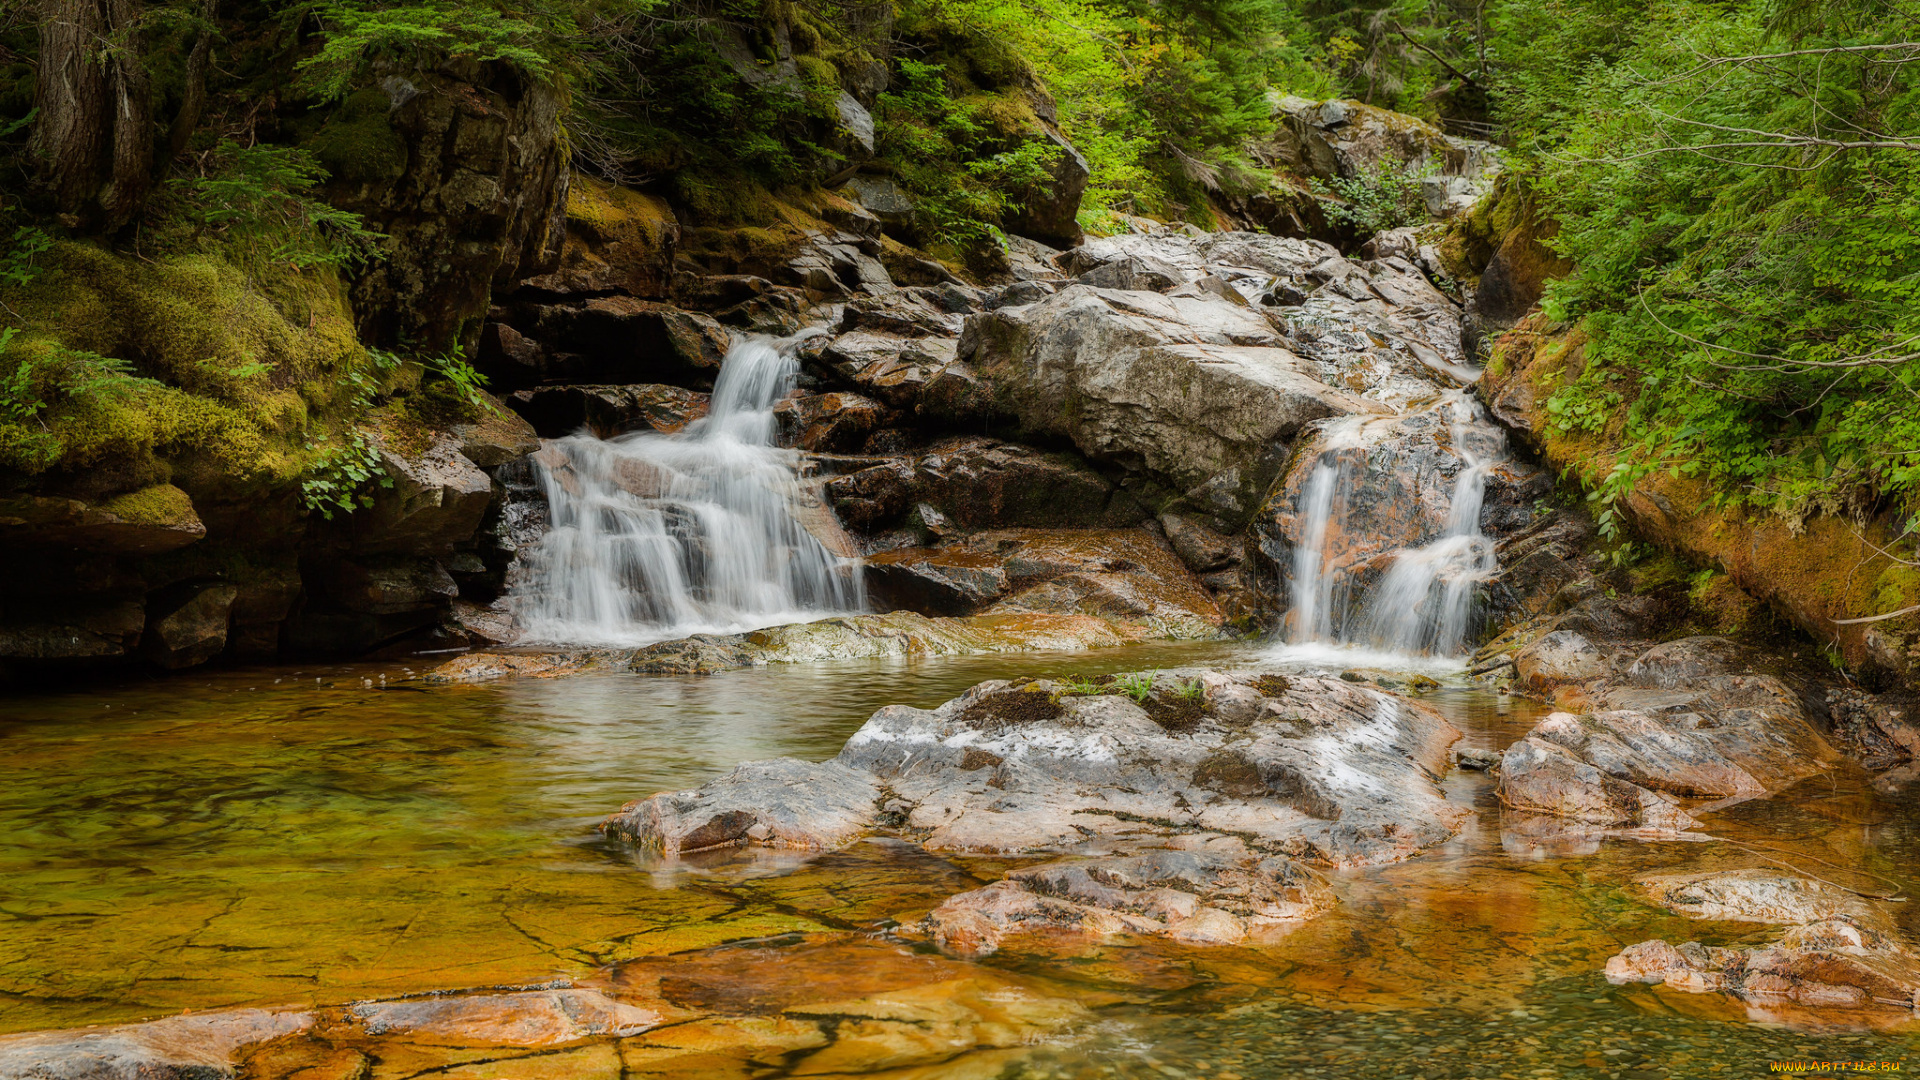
[510,330,865,646]
[1286,389,1504,658]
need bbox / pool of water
[1,641,1916,1075]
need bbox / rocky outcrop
[508,383,710,439]
[0,1008,313,1080]
[315,65,568,355]
[1606,870,1920,1018]
[479,298,731,391]
[1002,123,1090,248]
[825,437,1143,536]
[604,669,1467,870]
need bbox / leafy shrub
[1311,156,1436,234]
[297,3,558,103]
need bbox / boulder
[1495,732,1698,830]
[1514,630,1609,691]
[1002,123,1089,248]
[805,331,966,411]
[0,596,146,661]
[140,583,237,669]
[447,404,541,467]
[602,758,883,855]
[604,670,1468,873]
[353,435,494,554]
[1634,869,1899,933]
[837,175,916,234]
[925,836,1334,956]
[960,284,1383,501]
[1828,686,1920,771]
[864,547,1011,615]
[508,384,711,439]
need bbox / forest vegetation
[0,0,1915,575]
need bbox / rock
[1514,630,1609,691]
[140,582,237,669]
[1634,869,1898,933]
[517,175,678,299]
[1495,731,1699,830]
[0,485,205,555]
[1455,746,1502,771]
[447,403,541,467]
[0,596,146,661]
[311,557,459,616]
[1005,235,1067,282]
[1606,923,1920,1013]
[601,758,883,854]
[960,284,1383,498]
[1626,636,1760,686]
[783,230,894,297]
[353,435,494,554]
[864,547,1011,615]
[806,331,965,410]
[1265,96,1498,191]
[838,175,916,234]
[773,391,886,453]
[0,1008,312,1080]
[1158,513,1238,574]
[603,670,1468,874]
[481,299,731,391]
[320,66,566,354]
[1002,123,1089,248]
[825,438,1139,536]
[1828,687,1920,771]
[508,383,711,439]
[423,649,625,683]
[924,837,1334,955]
[343,988,659,1046]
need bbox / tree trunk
[31,0,151,230]
[32,0,110,218]
[164,0,213,164]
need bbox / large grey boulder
[601,757,883,855]
[960,284,1384,505]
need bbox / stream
[3,642,1916,1075]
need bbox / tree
[31,0,151,230]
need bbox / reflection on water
[1,641,1916,1074]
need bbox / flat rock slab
[0,1009,313,1080]
[342,988,659,1046]
[1608,921,1920,1014]
[1636,869,1900,934]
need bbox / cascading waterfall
[1286,390,1504,658]
[510,330,865,646]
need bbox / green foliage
[1529,0,1920,524]
[297,3,557,103]
[1174,677,1206,702]
[1056,674,1101,695]
[167,141,384,271]
[1111,669,1157,702]
[300,429,392,518]
[1310,155,1435,233]
[421,348,491,410]
[0,225,50,289]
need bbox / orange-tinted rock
[341,988,659,1046]
[772,391,885,453]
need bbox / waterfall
[509,330,865,646]
[1285,390,1503,659]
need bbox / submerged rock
[0,1009,313,1080]
[925,836,1334,956]
[1607,872,1920,1016]
[342,987,658,1046]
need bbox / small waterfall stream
[510,330,865,646]
[1285,389,1505,659]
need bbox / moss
[99,483,198,528]
[672,171,782,227]
[305,90,410,186]
[963,93,1039,140]
[567,174,678,250]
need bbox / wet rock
[0,596,146,661]
[826,438,1139,536]
[773,391,886,453]
[0,485,205,555]
[0,1008,313,1079]
[1626,636,1762,686]
[783,230,894,297]
[1495,731,1698,830]
[508,384,711,439]
[960,284,1383,498]
[1828,686,1920,771]
[318,558,459,616]
[601,758,883,854]
[865,547,1011,615]
[1635,869,1899,933]
[806,331,967,411]
[353,435,494,555]
[606,670,1467,872]
[1515,630,1609,691]
[342,988,658,1046]
[423,649,625,683]
[925,836,1334,955]
[140,582,237,669]
[1606,923,1920,1013]
[1159,513,1239,574]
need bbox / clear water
[510,331,864,647]
[1,644,1915,1074]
